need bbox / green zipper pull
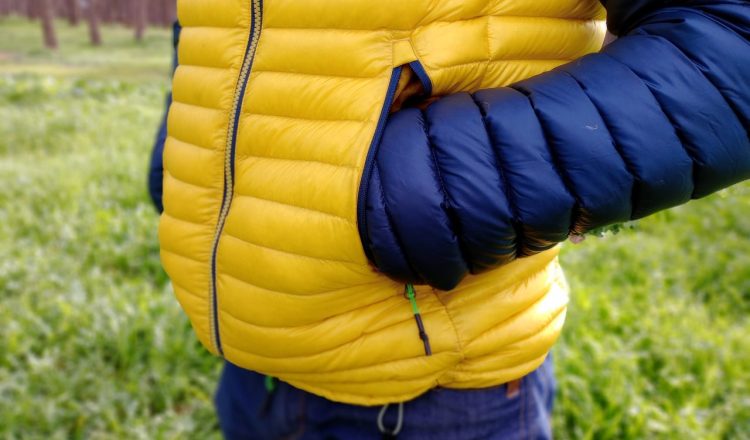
[405,284,432,356]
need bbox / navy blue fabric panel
[365,165,423,284]
[424,93,516,272]
[376,108,468,290]
[359,2,750,290]
[474,88,574,255]
[604,35,750,198]
[512,72,634,232]
[149,93,170,213]
[560,55,694,219]
[636,8,750,128]
[149,21,181,214]
[600,0,660,36]
[599,1,748,35]
[698,3,750,41]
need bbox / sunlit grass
[1,16,748,440]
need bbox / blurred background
[0,2,749,439]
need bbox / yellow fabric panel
[237,116,365,168]
[413,18,490,69]
[217,277,400,328]
[413,10,606,95]
[163,0,608,405]
[269,353,460,404]
[233,157,359,219]
[159,212,214,264]
[222,195,366,264]
[264,0,429,31]
[245,73,382,122]
[170,281,215,354]
[439,354,549,388]
[216,234,376,295]
[177,27,248,69]
[167,102,226,152]
[162,137,220,189]
[161,171,220,224]
[488,16,606,60]
[484,0,605,19]
[172,67,238,110]
[480,60,571,90]
[253,28,392,78]
[218,297,446,362]
[177,0,247,28]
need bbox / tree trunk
[37,0,58,49]
[65,0,80,26]
[83,0,101,46]
[133,0,146,42]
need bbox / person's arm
[365,0,750,290]
[148,21,181,213]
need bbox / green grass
[1,16,748,440]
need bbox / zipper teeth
[208,0,262,356]
[356,67,403,262]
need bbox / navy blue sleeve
[148,21,181,213]
[363,1,750,290]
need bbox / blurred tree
[0,0,177,46]
[64,0,80,26]
[133,0,146,42]
[36,0,58,49]
[82,0,101,46]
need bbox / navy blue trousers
[215,356,555,439]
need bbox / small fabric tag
[506,379,522,399]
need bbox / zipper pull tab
[405,284,432,356]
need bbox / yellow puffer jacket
[160,0,606,405]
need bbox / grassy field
[1,16,748,440]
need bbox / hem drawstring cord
[377,402,405,439]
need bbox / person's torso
[160,0,606,405]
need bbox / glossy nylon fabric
[160,0,729,405]
[366,1,750,291]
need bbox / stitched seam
[160,212,208,233]
[426,58,573,70]
[509,85,581,234]
[374,164,425,281]
[469,92,522,258]
[465,297,567,354]
[432,291,466,371]
[420,107,473,270]
[240,112,369,124]
[218,270,339,297]
[233,153,358,170]
[216,291,399,331]
[164,169,214,191]
[221,233,361,265]
[224,338,451,373]
[252,69,380,80]
[559,69,638,220]
[262,15,599,33]
[219,269,379,297]
[170,99,225,113]
[642,32,750,143]
[599,52,699,196]
[169,278,208,302]
[166,132,213,151]
[232,193,352,222]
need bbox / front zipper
[208,0,263,356]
